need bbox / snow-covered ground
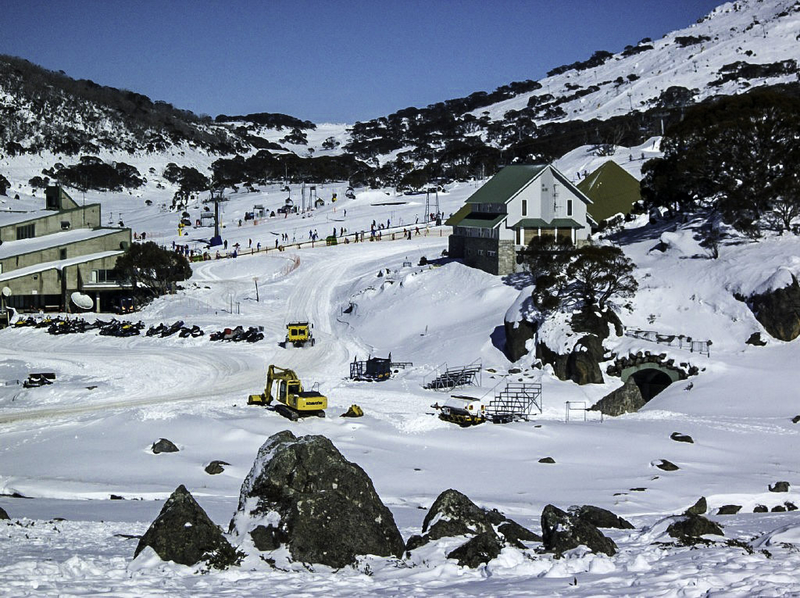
[2,140,800,595]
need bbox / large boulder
[567,335,605,385]
[417,489,540,548]
[747,273,800,341]
[504,317,537,362]
[406,489,540,567]
[230,430,404,569]
[541,504,617,557]
[151,438,179,454]
[0,506,8,520]
[591,379,645,416]
[133,485,239,569]
[537,334,605,385]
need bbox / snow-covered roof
[0,250,124,283]
[0,209,58,227]
[0,228,126,260]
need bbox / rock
[538,457,556,464]
[793,415,800,424]
[535,341,570,380]
[685,497,707,516]
[569,505,634,530]
[753,504,769,513]
[0,506,9,520]
[592,379,645,416]
[421,489,491,541]
[341,404,364,418]
[446,531,503,568]
[666,514,724,545]
[230,430,404,569]
[745,332,767,346]
[571,307,623,340]
[567,335,605,385]
[670,432,694,443]
[747,274,800,341]
[134,485,239,569]
[717,505,742,515]
[541,504,617,557]
[769,481,790,493]
[152,438,179,454]
[654,459,680,472]
[786,502,798,511]
[413,489,540,553]
[204,461,229,475]
[504,317,537,362]
[497,520,542,547]
[771,505,787,512]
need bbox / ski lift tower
[424,186,440,223]
[205,188,227,247]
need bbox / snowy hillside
[2,157,800,595]
[477,0,800,125]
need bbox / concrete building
[448,164,593,275]
[0,186,132,313]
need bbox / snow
[2,2,800,595]
[2,171,800,594]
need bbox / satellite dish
[70,292,94,311]
[1,287,11,298]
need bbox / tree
[115,242,192,300]
[565,245,638,310]
[519,236,574,311]
[641,90,800,235]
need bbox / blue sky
[2,1,723,123]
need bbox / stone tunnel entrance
[620,363,683,403]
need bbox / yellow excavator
[248,364,327,420]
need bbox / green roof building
[448,164,592,275]
[577,160,641,224]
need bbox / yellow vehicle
[285,321,315,347]
[248,364,327,420]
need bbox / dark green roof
[577,161,641,223]
[457,214,505,228]
[445,204,471,226]
[510,218,584,230]
[466,165,547,205]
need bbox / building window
[522,199,527,216]
[60,248,67,260]
[567,199,573,217]
[477,249,484,256]
[515,229,521,244]
[16,223,35,240]
[92,269,118,283]
[61,221,71,230]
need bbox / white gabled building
[448,164,593,275]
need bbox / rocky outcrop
[541,504,617,557]
[670,432,694,443]
[0,506,9,520]
[685,497,707,516]
[504,317,537,362]
[151,438,179,454]
[406,489,541,567]
[592,379,645,416]
[134,485,239,569]
[537,334,605,385]
[230,430,404,569]
[571,307,623,340]
[747,273,800,341]
[654,459,680,471]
